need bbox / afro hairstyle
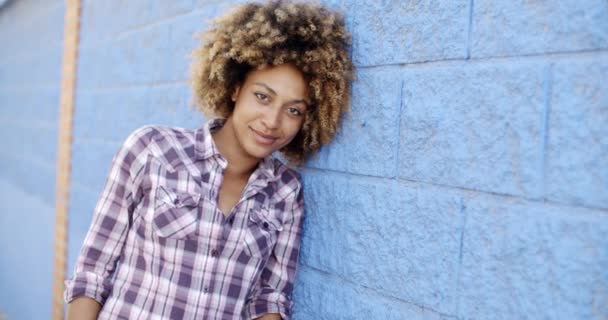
[190,0,355,164]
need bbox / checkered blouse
[64,119,304,319]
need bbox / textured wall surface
[1,0,607,319]
[0,0,64,319]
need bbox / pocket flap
[248,208,283,232]
[156,185,201,208]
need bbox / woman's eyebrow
[254,82,309,106]
[254,82,277,96]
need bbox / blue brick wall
[0,0,64,319]
[1,1,606,319]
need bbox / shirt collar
[195,118,277,181]
[195,118,225,161]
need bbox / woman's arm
[254,313,282,320]
[63,126,154,310]
[247,178,305,320]
[66,297,101,320]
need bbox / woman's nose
[261,105,281,129]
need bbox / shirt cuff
[63,272,111,305]
[247,299,293,320]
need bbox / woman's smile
[249,126,278,146]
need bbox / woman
[64,1,353,319]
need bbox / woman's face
[227,63,309,160]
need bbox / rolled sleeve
[63,126,154,305]
[248,183,305,320]
[63,271,113,305]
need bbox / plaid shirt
[64,119,304,320]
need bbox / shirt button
[173,198,179,205]
[211,249,218,257]
[204,287,209,292]
[262,222,269,229]
[229,217,235,224]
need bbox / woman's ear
[231,84,241,102]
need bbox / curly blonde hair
[190,0,354,164]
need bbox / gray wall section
[1,0,607,319]
[0,0,64,319]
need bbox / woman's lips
[250,127,278,145]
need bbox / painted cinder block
[0,49,62,87]
[70,139,123,195]
[78,1,138,45]
[78,10,214,88]
[74,45,108,89]
[471,0,608,58]
[0,152,56,206]
[399,61,545,198]
[351,0,469,66]
[78,0,254,49]
[458,194,608,319]
[157,10,218,83]
[66,184,101,274]
[78,23,170,87]
[22,126,58,168]
[73,84,193,142]
[2,87,61,124]
[0,125,22,159]
[299,171,463,314]
[306,67,401,177]
[546,56,608,209]
[26,2,65,52]
[292,266,449,320]
[0,180,55,320]
[0,1,64,57]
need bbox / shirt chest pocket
[243,208,284,259]
[152,185,201,239]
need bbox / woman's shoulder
[122,124,196,148]
[270,157,302,190]
[129,124,195,139]
[116,125,198,166]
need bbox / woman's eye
[287,107,303,116]
[254,92,269,102]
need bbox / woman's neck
[211,119,259,179]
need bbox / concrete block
[78,9,214,88]
[351,0,468,66]
[0,126,21,159]
[299,171,463,313]
[25,162,57,206]
[0,151,56,206]
[307,67,401,177]
[70,140,122,194]
[399,61,545,198]
[546,56,608,209]
[158,10,217,83]
[67,184,101,273]
[459,195,608,319]
[471,0,608,57]
[73,84,194,142]
[0,50,61,88]
[80,0,199,46]
[293,266,451,320]
[0,179,55,320]
[0,1,64,58]
[21,126,58,171]
[3,87,61,124]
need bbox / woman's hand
[255,313,282,320]
[66,296,101,320]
